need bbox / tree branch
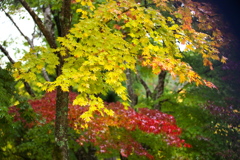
[53,1,72,159]
[52,10,62,37]
[1,7,51,81]
[42,67,51,81]
[1,7,34,48]
[0,44,35,97]
[30,24,37,45]
[23,81,36,97]
[0,44,15,64]
[176,82,189,93]
[18,0,57,48]
[136,71,152,98]
[55,0,72,76]
[42,5,55,39]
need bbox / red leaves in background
[9,91,191,159]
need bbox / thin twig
[18,0,57,48]
[1,7,34,48]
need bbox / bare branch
[42,67,51,81]
[42,5,55,39]
[0,44,15,64]
[1,7,34,48]
[23,81,36,97]
[31,24,37,45]
[18,0,57,48]
[52,10,62,37]
[136,71,152,98]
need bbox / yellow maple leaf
[221,56,227,64]
[179,74,186,83]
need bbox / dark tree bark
[152,71,167,110]
[53,1,72,159]
[136,70,167,110]
[0,44,15,64]
[23,81,36,97]
[18,0,72,159]
[54,88,69,160]
[126,69,138,107]
[136,71,152,98]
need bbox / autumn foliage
[9,91,191,159]
[3,0,234,159]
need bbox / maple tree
[0,0,232,159]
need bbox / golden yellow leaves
[75,0,96,19]
[203,80,217,89]
[203,59,213,70]
[179,74,187,83]
[51,9,139,121]
[76,0,95,11]
[73,95,115,123]
[13,0,225,126]
[221,56,227,64]
[76,9,88,18]
[145,55,217,88]
[13,46,59,86]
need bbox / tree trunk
[17,0,71,159]
[136,70,166,110]
[52,0,72,159]
[152,71,167,110]
[126,69,138,107]
[53,87,69,160]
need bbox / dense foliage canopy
[0,0,239,159]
